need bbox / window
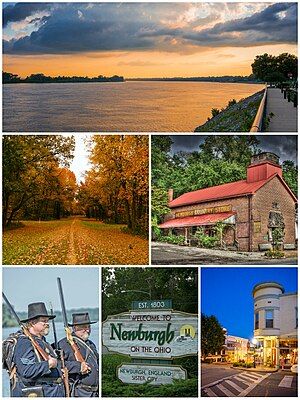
[296,307,298,328]
[265,310,274,328]
[255,312,259,329]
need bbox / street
[151,242,297,265]
[201,364,297,397]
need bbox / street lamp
[120,289,151,299]
[252,338,258,368]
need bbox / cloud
[3,3,53,27]
[3,2,298,55]
[170,135,297,163]
[183,3,297,46]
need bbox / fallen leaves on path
[3,217,148,265]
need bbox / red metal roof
[158,212,234,228]
[169,173,297,208]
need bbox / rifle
[50,303,70,398]
[2,292,50,362]
[57,278,85,363]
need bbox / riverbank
[195,90,264,132]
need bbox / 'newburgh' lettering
[110,323,175,346]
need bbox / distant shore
[128,76,262,84]
[4,71,262,85]
[3,71,124,84]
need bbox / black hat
[69,313,97,326]
[20,302,56,323]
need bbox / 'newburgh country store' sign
[102,309,198,359]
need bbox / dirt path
[3,217,148,265]
[67,218,77,265]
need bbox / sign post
[102,300,198,386]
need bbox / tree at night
[201,314,225,359]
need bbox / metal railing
[250,86,267,132]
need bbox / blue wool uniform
[12,334,65,397]
[58,336,99,397]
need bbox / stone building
[159,152,297,252]
[252,281,298,368]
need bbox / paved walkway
[151,242,297,265]
[265,88,297,132]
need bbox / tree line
[102,267,198,321]
[251,53,297,83]
[3,135,148,236]
[3,72,124,84]
[3,303,99,328]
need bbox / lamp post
[252,338,258,368]
[120,289,151,299]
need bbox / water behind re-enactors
[2,323,99,397]
[3,81,264,132]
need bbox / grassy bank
[102,354,198,397]
[195,90,264,132]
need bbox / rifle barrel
[57,278,69,328]
[49,302,58,349]
[2,292,21,325]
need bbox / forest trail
[3,217,148,265]
[67,218,77,265]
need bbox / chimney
[247,152,282,183]
[168,189,174,203]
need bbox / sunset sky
[3,2,297,78]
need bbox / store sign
[117,364,187,385]
[131,299,172,311]
[175,204,232,219]
[102,310,198,359]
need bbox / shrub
[211,108,220,117]
[158,235,185,245]
[265,249,284,259]
[227,99,237,107]
[102,354,198,397]
[193,227,218,248]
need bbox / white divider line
[234,376,254,385]
[278,376,293,388]
[238,373,271,397]
[225,379,244,393]
[204,387,218,397]
[217,383,236,397]
[243,371,264,378]
[202,374,239,389]
[239,373,257,382]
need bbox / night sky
[201,267,298,340]
[170,135,298,163]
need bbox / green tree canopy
[282,160,298,196]
[201,314,225,358]
[252,53,297,82]
[102,267,198,320]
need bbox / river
[2,323,99,397]
[3,81,264,132]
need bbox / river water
[2,323,99,397]
[3,81,264,132]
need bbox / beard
[42,326,50,336]
[81,331,90,341]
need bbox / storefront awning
[158,212,235,229]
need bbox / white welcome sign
[102,309,198,359]
[117,364,187,385]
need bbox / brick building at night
[159,152,297,252]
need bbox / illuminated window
[265,310,274,328]
[255,312,259,329]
